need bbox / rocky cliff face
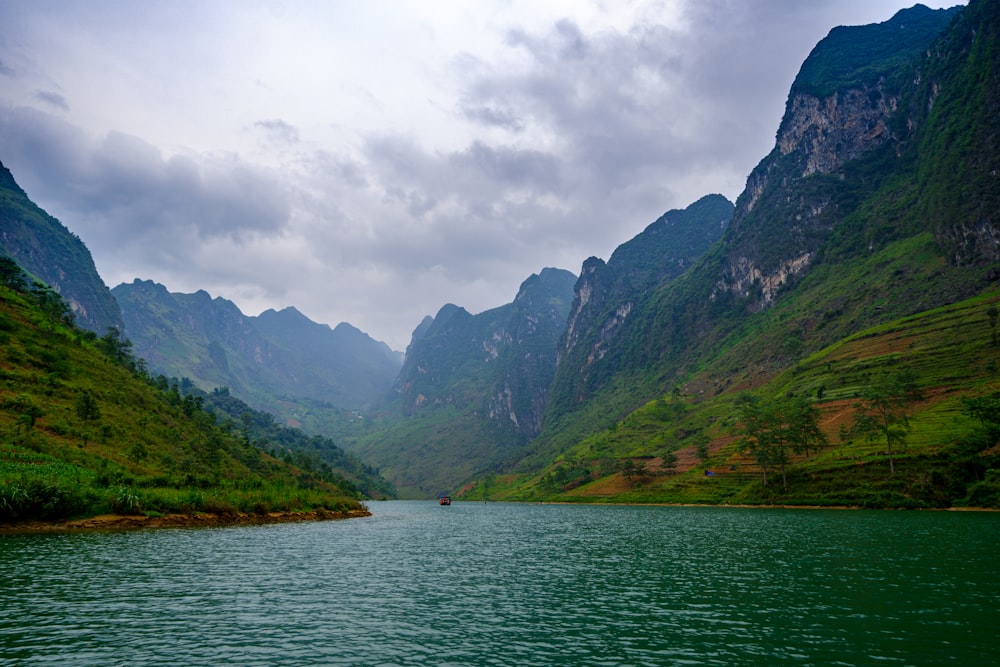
[396,267,576,439]
[717,82,898,307]
[713,4,961,309]
[548,194,732,412]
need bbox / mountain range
[3,1,999,507]
[111,279,402,433]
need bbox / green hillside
[471,270,1000,508]
[0,276,368,524]
[0,161,123,334]
[458,2,1000,507]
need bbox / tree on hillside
[97,327,134,368]
[659,450,679,475]
[0,256,26,291]
[75,390,101,423]
[960,391,1000,447]
[735,393,827,489]
[852,368,923,474]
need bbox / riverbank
[0,507,371,534]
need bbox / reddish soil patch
[0,508,370,534]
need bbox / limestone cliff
[548,194,732,412]
[713,4,961,309]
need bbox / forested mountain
[175,384,395,499]
[518,3,971,467]
[5,1,999,509]
[351,268,576,497]
[0,161,123,334]
[112,279,402,432]
[0,272,369,524]
[547,193,733,419]
[474,1,999,506]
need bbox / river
[1,501,997,665]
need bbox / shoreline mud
[0,507,371,535]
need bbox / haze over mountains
[112,279,402,429]
[4,2,1000,506]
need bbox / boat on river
[439,496,451,506]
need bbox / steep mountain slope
[0,280,368,524]
[182,385,395,499]
[0,160,122,334]
[352,268,576,497]
[514,4,970,467]
[547,193,733,419]
[112,279,401,430]
[483,1,1000,505]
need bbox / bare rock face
[716,85,899,309]
[710,4,967,310]
[779,87,897,178]
[395,268,576,439]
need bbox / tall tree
[853,368,923,474]
[736,394,827,489]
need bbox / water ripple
[2,503,998,665]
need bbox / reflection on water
[1,502,998,665]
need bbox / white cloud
[0,0,966,350]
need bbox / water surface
[2,502,997,665]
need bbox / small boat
[439,496,451,506]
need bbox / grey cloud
[348,133,584,288]
[34,90,68,111]
[0,58,13,76]
[449,142,560,189]
[460,103,525,132]
[0,106,291,277]
[254,118,299,144]
[506,18,589,63]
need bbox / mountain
[182,385,395,499]
[351,268,576,497]
[0,275,368,524]
[0,160,123,334]
[353,195,733,497]
[548,193,733,419]
[112,279,402,430]
[472,1,1000,506]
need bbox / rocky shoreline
[0,507,371,534]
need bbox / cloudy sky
[0,1,964,350]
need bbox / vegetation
[353,269,577,497]
[0,162,122,333]
[790,4,962,99]
[191,384,395,499]
[111,279,402,436]
[851,368,923,475]
[4,3,998,512]
[735,393,827,489]
[0,277,368,524]
[472,290,1000,508]
[457,1,1000,509]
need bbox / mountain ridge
[474,0,1000,506]
[0,160,123,334]
[112,279,402,431]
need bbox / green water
[1,502,997,665]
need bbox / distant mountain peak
[112,281,402,420]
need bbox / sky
[0,0,965,351]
